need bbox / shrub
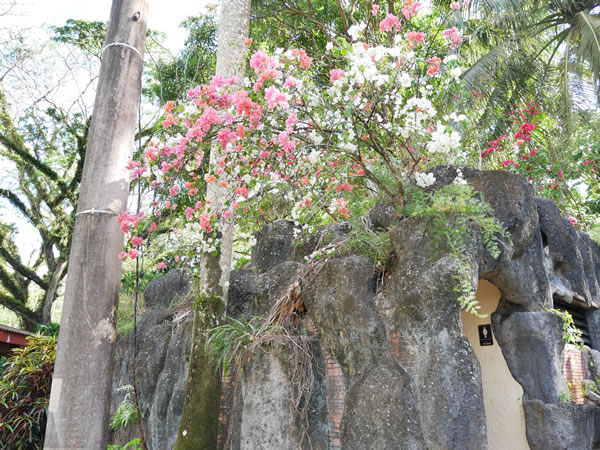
[0,334,56,449]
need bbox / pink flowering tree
[119,2,475,268]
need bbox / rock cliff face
[109,169,600,449]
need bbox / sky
[4,0,213,53]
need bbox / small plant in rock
[580,378,600,398]
[0,334,56,449]
[107,438,143,450]
[206,316,271,377]
[548,308,583,350]
[110,385,139,431]
[558,388,575,403]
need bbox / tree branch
[0,240,48,290]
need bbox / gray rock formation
[523,400,600,449]
[109,167,600,449]
[491,311,566,403]
[109,280,193,450]
[143,268,191,309]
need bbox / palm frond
[570,11,600,103]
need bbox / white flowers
[347,22,366,41]
[398,72,411,88]
[426,122,461,154]
[454,168,467,185]
[414,172,436,188]
[449,67,462,80]
[309,130,323,145]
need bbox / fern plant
[110,385,139,431]
[403,183,511,315]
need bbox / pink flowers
[170,184,180,197]
[406,31,425,48]
[514,122,536,141]
[442,27,462,49]
[250,50,278,73]
[198,213,212,232]
[372,4,380,15]
[156,262,168,269]
[450,1,460,9]
[264,86,289,109]
[330,69,345,82]
[379,14,399,33]
[427,56,442,75]
[336,198,349,218]
[131,236,144,248]
[568,217,578,225]
[402,0,421,19]
[217,128,237,148]
[285,112,298,129]
[235,185,249,197]
[290,49,312,69]
[116,211,144,233]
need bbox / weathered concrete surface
[240,352,304,450]
[523,399,600,449]
[382,219,488,450]
[109,306,193,450]
[491,311,567,403]
[44,2,149,447]
[302,256,427,449]
[143,268,191,310]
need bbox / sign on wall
[478,324,494,346]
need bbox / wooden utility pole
[174,0,251,447]
[44,1,148,448]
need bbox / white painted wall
[461,280,530,450]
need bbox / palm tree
[461,0,600,141]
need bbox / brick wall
[564,344,585,404]
[388,330,416,372]
[217,370,237,448]
[305,317,345,449]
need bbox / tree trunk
[44,1,148,448]
[42,259,66,323]
[174,1,251,447]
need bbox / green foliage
[34,322,59,336]
[0,334,56,449]
[548,308,584,350]
[110,385,139,432]
[107,438,143,450]
[146,13,218,103]
[205,316,271,377]
[346,221,394,271]
[116,293,144,337]
[0,355,7,374]
[117,267,162,336]
[403,183,511,315]
[581,376,600,397]
[558,388,575,403]
[51,19,107,58]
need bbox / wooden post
[44,1,148,448]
